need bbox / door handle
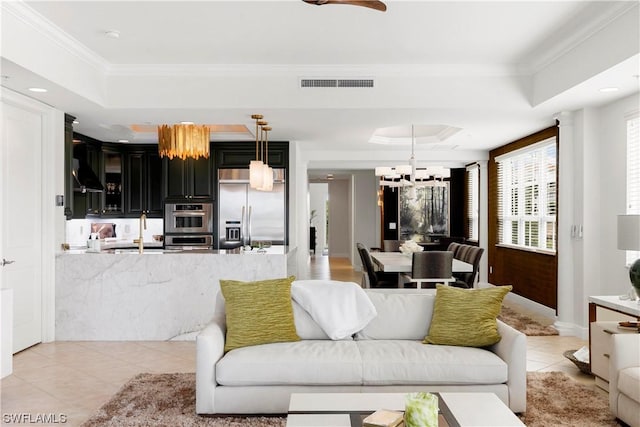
[1,258,15,267]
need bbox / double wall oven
[164,201,214,249]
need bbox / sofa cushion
[618,367,640,403]
[356,291,435,340]
[424,284,512,347]
[356,340,508,385]
[216,340,363,386]
[292,300,332,340]
[220,276,300,352]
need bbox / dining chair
[357,243,398,288]
[452,245,485,288]
[446,242,461,257]
[402,251,455,289]
[383,240,404,252]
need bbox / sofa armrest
[609,334,640,417]
[490,320,527,413]
[196,316,226,414]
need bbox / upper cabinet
[68,131,164,219]
[163,150,214,201]
[125,148,163,218]
[101,147,124,217]
[215,141,288,169]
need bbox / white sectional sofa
[610,334,640,427]
[196,287,527,415]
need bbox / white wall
[560,92,639,337]
[309,183,328,254]
[352,171,381,270]
[328,179,351,258]
[597,93,639,292]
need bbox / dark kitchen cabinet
[125,148,163,218]
[215,141,288,169]
[100,147,125,217]
[64,114,75,219]
[72,136,103,218]
[164,152,214,200]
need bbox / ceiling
[1,0,639,175]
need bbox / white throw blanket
[291,280,377,340]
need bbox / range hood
[72,144,104,193]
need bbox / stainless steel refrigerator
[218,168,287,249]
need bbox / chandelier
[158,123,210,160]
[375,126,449,191]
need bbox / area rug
[81,372,619,427]
[499,305,559,336]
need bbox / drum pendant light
[249,114,265,189]
[257,125,274,192]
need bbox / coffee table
[287,392,524,427]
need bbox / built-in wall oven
[164,201,214,249]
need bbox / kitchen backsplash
[66,218,164,246]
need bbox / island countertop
[55,246,297,340]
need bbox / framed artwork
[399,183,449,242]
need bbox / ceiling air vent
[300,78,374,88]
[338,79,374,88]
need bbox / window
[466,164,479,241]
[626,113,640,265]
[496,137,557,252]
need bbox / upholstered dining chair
[452,245,485,288]
[402,251,455,289]
[446,242,461,257]
[357,243,398,288]
[383,239,404,252]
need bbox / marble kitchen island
[55,246,297,340]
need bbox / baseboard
[478,281,588,338]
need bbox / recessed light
[180,121,195,125]
[28,87,47,93]
[105,30,120,39]
[118,139,129,143]
[599,87,619,93]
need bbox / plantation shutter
[466,163,479,241]
[495,137,557,252]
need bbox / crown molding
[106,62,524,78]
[2,1,110,73]
[522,2,639,75]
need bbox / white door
[1,101,43,352]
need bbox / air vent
[338,79,374,88]
[300,78,374,88]
[301,79,337,88]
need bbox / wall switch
[124,225,130,234]
[389,222,397,230]
[55,195,64,206]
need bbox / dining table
[370,251,473,274]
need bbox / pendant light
[249,114,264,189]
[158,123,210,160]
[257,125,274,192]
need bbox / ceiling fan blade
[303,0,387,12]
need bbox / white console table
[588,295,639,390]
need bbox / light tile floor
[1,256,594,426]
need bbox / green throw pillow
[220,276,300,352]
[424,284,512,347]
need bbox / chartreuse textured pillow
[424,284,512,347]
[220,276,300,352]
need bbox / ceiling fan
[302,0,387,12]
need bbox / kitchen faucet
[133,213,147,254]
